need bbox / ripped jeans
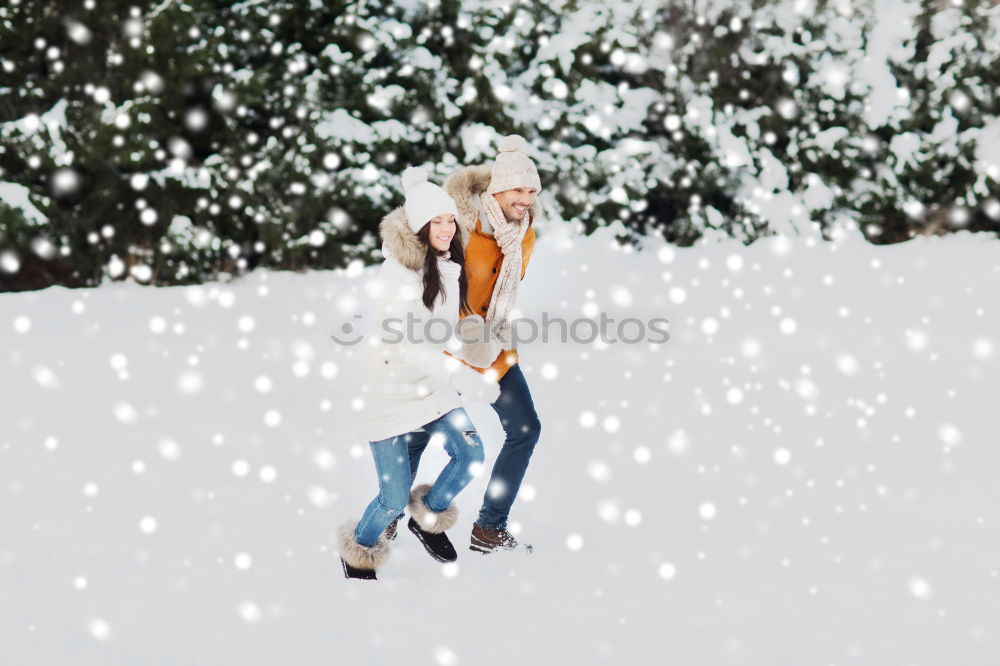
[408,364,540,530]
[354,408,484,547]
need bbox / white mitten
[455,315,500,368]
[449,365,501,404]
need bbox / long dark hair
[417,222,471,315]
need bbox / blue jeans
[354,408,484,547]
[409,364,540,531]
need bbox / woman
[339,167,500,580]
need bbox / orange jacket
[462,219,536,379]
[443,164,540,381]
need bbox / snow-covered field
[2,226,998,665]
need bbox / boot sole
[341,558,377,580]
[408,520,458,563]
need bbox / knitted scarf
[480,192,528,350]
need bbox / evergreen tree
[1,0,998,292]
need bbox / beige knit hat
[402,166,459,234]
[486,135,541,194]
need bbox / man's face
[492,187,538,222]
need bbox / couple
[338,135,543,580]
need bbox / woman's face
[428,214,457,252]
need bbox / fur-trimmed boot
[337,521,390,580]
[407,484,459,563]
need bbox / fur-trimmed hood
[443,165,542,235]
[379,206,427,271]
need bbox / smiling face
[492,187,538,222]
[427,214,457,252]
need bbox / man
[402,134,542,554]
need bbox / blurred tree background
[1,0,998,291]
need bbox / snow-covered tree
[1,0,998,292]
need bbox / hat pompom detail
[401,166,428,193]
[498,134,527,153]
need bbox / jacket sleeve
[396,316,464,384]
[379,273,464,385]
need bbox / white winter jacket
[356,207,495,442]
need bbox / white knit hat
[402,166,459,234]
[486,135,541,194]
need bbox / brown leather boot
[470,524,533,554]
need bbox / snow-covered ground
[2,227,998,665]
